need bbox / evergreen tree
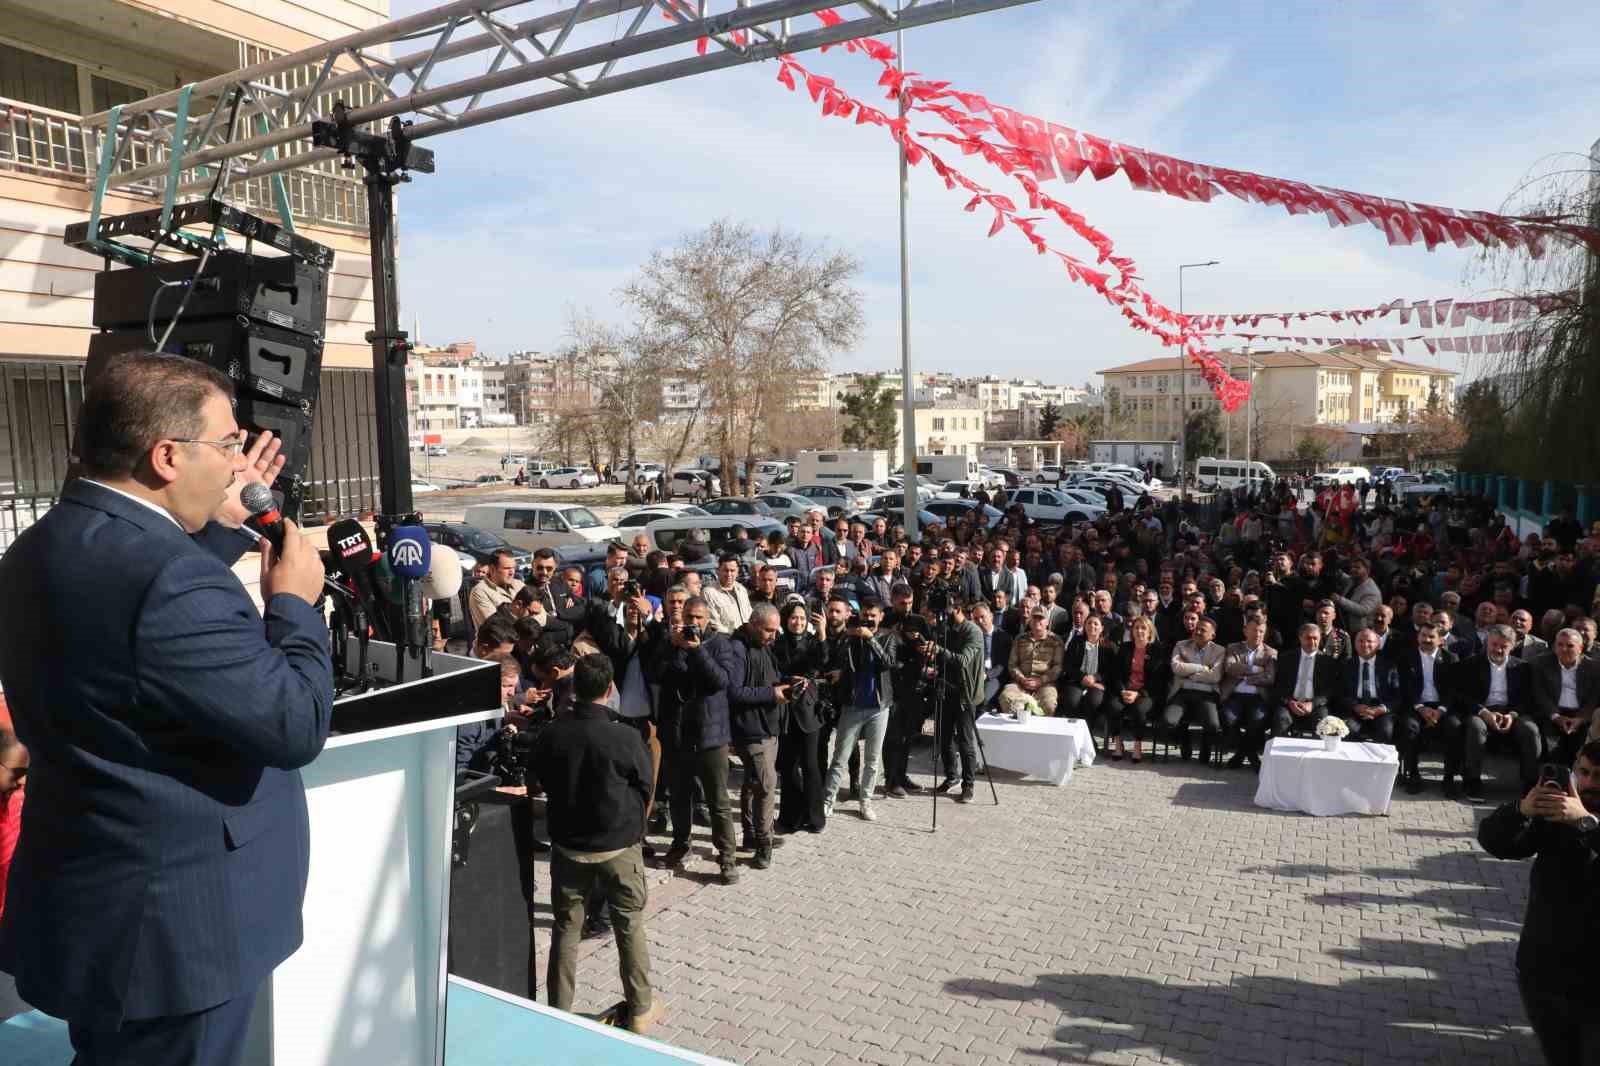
[840,375,901,450]
[1037,401,1061,438]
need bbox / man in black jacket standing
[533,655,664,1034]
[1478,741,1600,1065]
[726,605,792,870]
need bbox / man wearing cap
[1001,609,1064,716]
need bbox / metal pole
[1244,348,1252,487]
[896,6,918,543]
[1224,350,1231,459]
[365,170,414,518]
[1176,259,1219,486]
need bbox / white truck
[1090,440,1179,472]
[913,453,983,485]
[792,449,889,485]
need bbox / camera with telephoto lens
[924,582,952,618]
[623,579,642,600]
[486,724,541,789]
[681,623,701,641]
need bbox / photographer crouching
[532,654,664,1035]
[1478,742,1600,1063]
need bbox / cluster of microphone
[241,483,464,688]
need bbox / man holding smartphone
[1478,742,1600,1064]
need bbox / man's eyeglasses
[172,433,246,456]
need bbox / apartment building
[1,0,388,530]
[1097,346,1458,459]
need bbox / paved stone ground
[532,745,1540,1066]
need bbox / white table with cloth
[1253,737,1400,816]
[975,713,1096,786]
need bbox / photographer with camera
[918,599,987,804]
[533,654,664,1035]
[644,596,742,884]
[821,599,902,823]
[1478,743,1600,1064]
[726,604,793,869]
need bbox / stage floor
[0,976,729,1065]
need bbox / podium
[242,642,500,1066]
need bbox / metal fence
[0,359,379,554]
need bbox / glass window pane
[90,75,146,113]
[0,42,79,112]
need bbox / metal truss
[83,0,1036,204]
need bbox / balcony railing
[0,92,368,231]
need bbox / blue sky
[391,0,1600,386]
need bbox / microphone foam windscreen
[328,518,374,571]
[387,524,431,580]
[419,543,463,600]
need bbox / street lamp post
[1178,260,1220,485]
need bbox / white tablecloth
[976,713,1095,786]
[1253,737,1399,816]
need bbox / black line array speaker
[82,248,331,518]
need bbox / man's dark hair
[513,616,543,644]
[718,551,742,565]
[491,548,516,567]
[573,653,613,701]
[475,615,518,650]
[533,641,577,672]
[512,585,540,608]
[532,547,558,563]
[1579,740,1600,767]
[77,352,233,478]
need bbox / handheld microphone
[240,483,285,553]
[328,518,390,643]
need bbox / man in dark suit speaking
[0,353,333,1065]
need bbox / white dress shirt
[1294,652,1317,701]
[1236,645,1262,695]
[1486,660,1508,707]
[1356,655,1380,702]
[82,479,184,531]
[1418,651,1441,705]
[1559,662,1580,710]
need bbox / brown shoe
[628,999,666,1035]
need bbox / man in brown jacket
[1000,609,1064,715]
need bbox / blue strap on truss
[86,104,121,247]
[159,84,194,235]
[256,114,297,236]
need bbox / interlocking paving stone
[532,747,1539,1065]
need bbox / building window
[933,417,945,431]
[0,41,78,112]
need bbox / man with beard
[1477,742,1600,1065]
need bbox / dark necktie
[1362,660,1372,700]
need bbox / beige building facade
[1098,347,1457,460]
[1,0,388,532]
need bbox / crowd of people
[440,476,1600,1028]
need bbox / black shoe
[955,785,975,804]
[662,843,690,867]
[1246,753,1261,770]
[887,785,908,799]
[1179,739,1193,761]
[899,779,924,794]
[648,811,669,834]
[1403,771,1426,795]
[803,824,824,834]
[1198,742,1213,764]
[581,915,613,941]
[719,863,740,886]
[693,805,711,827]
[933,777,958,794]
[1226,752,1247,770]
[1442,775,1460,799]
[1463,778,1486,803]
[752,845,772,870]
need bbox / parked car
[421,522,533,577]
[668,469,722,499]
[754,492,822,520]
[411,480,441,494]
[924,499,1004,529]
[637,516,788,573]
[615,504,709,528]
[1311,466,1372,488]
[935,479,986,500]
[1007,486,1105,525]
[462,503,620,557]
[853,508,942,533]
[1033,465,1064,484]
[611,461,665,484]
[879,475,937,503]
[700,496,774,517]
[791,483,874,516]
[472,473,505,486]
[424,444,449,457]
[539,467,601,489]
[503,453,528,466]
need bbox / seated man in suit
[1220,609,1278,770]
[1271,623,1341,738]
[971,603,1012,712]
[1162,615,1226,762]
[1455,624,1532,803]
[1531,628,1600,776]
[1396,621,1462,795]
[1337,627,1400,745]
[1509,608,1549,662]
[1000,609,1064,716]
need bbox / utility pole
[1178,260,1219,485]
[896,4,919,542]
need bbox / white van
[463,503,620,553]
[1194,457,1275,491]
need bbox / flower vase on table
[1315,715,1350,751]
[1014,695,1041,724]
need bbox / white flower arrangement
[1015,694,1042,718]
[1315,716,1350,739]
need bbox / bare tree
[566,311,668,501]
[1468,144,1600,480]
[622,220,864,495]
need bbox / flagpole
[896,3,918,543]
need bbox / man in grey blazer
[0,354,332,1066]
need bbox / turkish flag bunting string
[1183,292,1575,334]
[758,19,1251,410]
[1222,332,1527,355]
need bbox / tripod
[924,612,1000,831]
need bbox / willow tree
[1469,142,1600,481]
